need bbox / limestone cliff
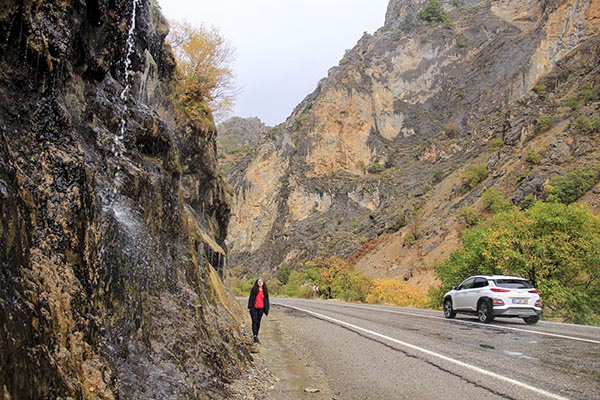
[226,0,600,284]
[0,0,249,398]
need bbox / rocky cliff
[226,0,600,284]
[0,0,250,398]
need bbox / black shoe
[253,335,260,343]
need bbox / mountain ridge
[223,0,600,285]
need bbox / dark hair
[250,279,269,297]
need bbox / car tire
[477,300,494,323]
[523,316,539,325]
[443,299,457,319]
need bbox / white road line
[281,303,570,400]
[319,302,600,345]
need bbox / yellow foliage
[168,21,236,122]
[366,279,428,308]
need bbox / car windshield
[494,279,533,289]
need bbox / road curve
[272,298,600,400]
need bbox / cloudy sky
[158,0,389,126]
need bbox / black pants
[250,308,265,337]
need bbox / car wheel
[443,299,456,319]
[523,316,539,325]
[477,300,494,323]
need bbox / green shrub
[359,161,367,173]
[519,194,537,210]
[592,115,600,132]
[384,153,396,169]
[419,0,450,23]
[525,150,541,165]
[565,97,580,111]
[390,212,407,232]
[488,138,504,152]
[579,85,598,105]
[537,114,554,132]
[400,13,416,30]
[574,115,593,133]
[227,277,256,297]
[275,264,292,285]
[545,166,599,204]
[482,188,513,213]
[462,165,488,190]
[367,162,384,174]
[459,206,480,226]
[516,169,531,184]
[281,270,312,298]
[404,231,417,246]
[432,169,445,183]
[533,84,547,99]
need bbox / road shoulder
[229,304,332,400]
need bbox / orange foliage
[347,235,389,264]
[168,21,236,121]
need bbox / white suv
[443,275,542,324]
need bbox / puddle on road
[256,310,330,400]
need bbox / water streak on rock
[113,0,139,194]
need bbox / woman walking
[247,278,269,343]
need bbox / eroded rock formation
[226,0,600,283]
[0,0,248,398]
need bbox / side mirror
[452,286,458,290]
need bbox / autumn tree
[168,21,237,123]
[431,202,600,324]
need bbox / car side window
[459,278,475,290]
[473,278,488,288]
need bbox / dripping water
[112,0,139,195]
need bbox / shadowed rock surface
[0,0,250,398]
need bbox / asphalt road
[271,298,600,400]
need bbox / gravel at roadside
[227,304,331,400]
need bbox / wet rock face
[0,1,245,399]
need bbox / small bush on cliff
[525,150,542,165]
[482,188,513,213]
[592,115,600,132]
[419,0,450,24]
[536,114,554,132]
[168,21,237,123]
[461,165,488,190]
[574,115,593,134]
[545,165,598,204]
[488,138,504,152]
[459,206,480,227]
[367,162,384,174]
[579,83,598,105]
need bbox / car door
[463,277,488,311]
[453,277,475,310]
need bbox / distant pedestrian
[248,278,270,343]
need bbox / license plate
[512,298,528,305]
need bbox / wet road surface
[272,298,600,400]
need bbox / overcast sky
[158,0,389,126]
